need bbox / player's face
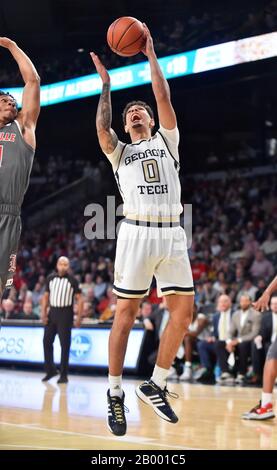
[0,96,17,121]
[124,105,154,134]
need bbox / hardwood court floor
[0,369,276,450]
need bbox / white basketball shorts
[113,220,194,298]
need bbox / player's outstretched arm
[0,37,40,147]
[253,275,277,312]
[90,52,118,154]
[142,24,176,130]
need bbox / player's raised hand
[141,23,155,57]
[0,37,15,49]
[252,291,270,312]
[90,52,110,84]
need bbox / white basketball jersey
[104,126,182,218]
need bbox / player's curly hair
[122,100,154,125]
[0,90,18,109]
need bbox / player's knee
[116,304,137,332]
[117,302,138,316]
[170,314,191,331]
[118,316,135,335]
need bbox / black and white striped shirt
[46,273,81,308]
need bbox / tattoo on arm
[96,83,118,152]
[96,83,112,131]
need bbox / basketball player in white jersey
[91,24,194,436]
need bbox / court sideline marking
[0,421,202,450]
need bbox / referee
[41,256,83,384]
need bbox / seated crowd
[138,293,276,387]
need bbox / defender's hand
[0,37,16,49]
[253,291,270,312]
[90,52,110,84]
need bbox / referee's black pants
[43,307,73,377]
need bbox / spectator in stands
[170,305,210,381]
[38,275,46,287]
[190,255,208,281]
[20,301,39,320]
[80,273,95,296]
[236,278,258,302]
[17,281,33,306]
[98,287,117,321]
[31,282,45,309]
[250,250,274,281]
[219,260,235,284]
[25,260,39,290]
[84,287,99,316]
[197,280,217,309]
[79,301,94,321]
[94,275,107,300]
[1,299,18,319]
[197,295,233,384]
[210,235,222,256]
[99,303,116,322]
[143,299,170,367]
[224,295,261,384]
[243,233,260,258]
[213,294,237,385]
[261,230,277,255]
[137,301,153,323]
[95,258,110,281]
[213,271,228,295]
[234,266,245,289]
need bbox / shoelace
[250,401,262,413]
[162,388,179,404]
[111,397,129,423]
[148,381,179,406]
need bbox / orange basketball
[107,17,146,57]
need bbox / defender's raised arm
[0,37,40,149]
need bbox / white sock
[261,392,273,407]
[109,374,123,398]
[151,365,169,390]
[185,361,192,368]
